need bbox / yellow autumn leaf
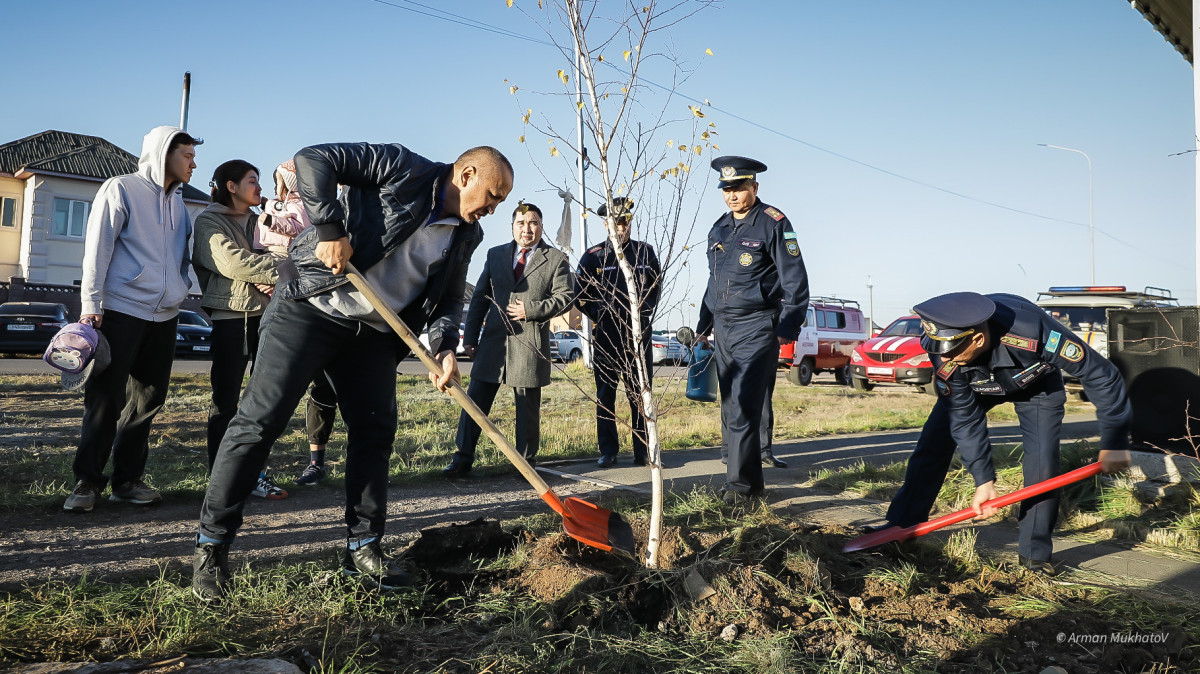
[705,98,711,105]
[694,146,702,155]
[643,5,650,12]
[519,135,525,143]
[713,144,719,151]
[633,170,640,179]
[678,145,688,152]
[506,0,513,6]
[621,86,628,94]
[577,101,584,110]
[689,105,705,118]
[701,131,709,140]
[550,146,559,157]
[539,0,543,6]
[666,139,674,147]
[522,109,531,123]
[682,165,690,172]
[509,86,518,94]
[598,54,604,62]
[623,50,632,61]
[705,48,713,56]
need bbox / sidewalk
[537,411,1200,599]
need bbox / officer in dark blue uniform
[862,292,1133,574]
[695,156,810,504]
[576,198,662,467]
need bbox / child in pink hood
[255,160,310,256]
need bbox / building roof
[1130,0,1191,63]
[0,130,209,201]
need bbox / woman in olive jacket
[193,160,282,493]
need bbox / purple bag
[43,321,99,374]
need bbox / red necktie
[514,247,528,280]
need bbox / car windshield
[881,318,924,336]
[1043,306,1110,331]
[178,312,210,327]
[0,304,61,317]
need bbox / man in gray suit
[443,202,573,476]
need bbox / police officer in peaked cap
[695,156,810,505]
[860,291,1133,574]
[576,197,662,467]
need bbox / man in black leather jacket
[193,143,513,601]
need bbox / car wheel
[834,364,851,386]
[850,377,874,391]
[569,348,583,362]
[788,357,814,386]
[921,381,937,396]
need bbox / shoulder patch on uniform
[784,231,798,240]
[1000,333,1038,352]
[785,240,800,257]
[764,206,785,221]
[1060,340,1085,363]
[935,380,951,396]
[937,360,959,380]
[587,244,604,254]
[1045,330,1062,355]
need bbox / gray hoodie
[80,126,194,320]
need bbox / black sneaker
[109,480,162,505]
[192,542,231,602]
[718,488,766,506]
[296,463,326,485]
[1018,555,1058,577]
[342,541,416,591]
[63,479,102,512]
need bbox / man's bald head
[454,146,513,180]
[444,146,515,223]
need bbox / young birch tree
[507,0,718,566]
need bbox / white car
[651,332,686,365]
[550,330,584,362]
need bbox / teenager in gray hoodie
[64,126,199,513]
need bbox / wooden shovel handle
[343,264,556,504]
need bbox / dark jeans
[207,316,261,471]
[713,311,779,494]
[199,298,400,545]
[594,350,651,461]
[454,378,541,461]
[306,372,338,446]
[73,310,178,488]
[886,375,1067,561]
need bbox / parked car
[787,298,869,386]
[651,331,686,365]
[550,329,584,362]
[175,309,213,358]
[847,315,934,393]
[416,324,471,360]
[1035,285,1177,360]
[0,302,69,354]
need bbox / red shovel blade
[843,462,1104,553]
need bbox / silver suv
[1035,286,1177,359]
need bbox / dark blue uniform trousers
[199,297,399,546]
[886,377,1067,562]
[594,349,652,462]
[714,311,779,494]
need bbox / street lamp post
[1038,143,1094,284]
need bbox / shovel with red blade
[843,461,1104,553]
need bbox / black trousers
[713,311,779,494]
[206,316,261,471]
[73,310,178,488]
[721,369,776,462]
[594,350,651,461]
[886,376,1067,561]
[306,372,338,446]
[199,298,399,545]
[454,378,541,460]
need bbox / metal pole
[866,275,874,335]
[1038,143,1094,284]
[574,36,591,366]
[179,72,191,132]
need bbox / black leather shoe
[343,541,416,591]
[859,522,898,534]
[596,455,618,467]
[762,454,787,468]
[441,456,473,478]
[720,455,728,465]
[1018,555,1058,577]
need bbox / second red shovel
[843,462,1104,553]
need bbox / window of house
[0,197,15,228]
[52,198,90,238]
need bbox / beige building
[0,130,208,285]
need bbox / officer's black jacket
[930,293,1132,486]
[575,238,661,357]
[281,143,484,355]
[696,199,809,340]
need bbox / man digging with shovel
[856,292,1132,575]
[192,142,513,601]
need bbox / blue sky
[3,1,1193,330]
